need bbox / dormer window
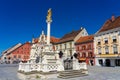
[112,36,117,43]
[104,38,108,44]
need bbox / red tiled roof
[7,42,31,55]
[98,16,120,33]
[33,36,60,43]
[75,35,94,44]
[58,29,83,43]
[50,37,60,43]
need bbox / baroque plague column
[18,9,87,79]
[46,8,52,45]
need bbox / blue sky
[0,0,120,54]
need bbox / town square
[0,0,120,80]
[0,64,120,80]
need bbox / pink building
[7,42,31,63]
[75,35,95,65]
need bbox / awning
[79,58,86,61]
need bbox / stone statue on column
[46,8,52,22]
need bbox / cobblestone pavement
[0,64,19,80]
[0,64,120,80]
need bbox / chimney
[111,15,115,21]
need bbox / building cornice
[95,27,120,37]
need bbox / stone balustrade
[79,62,87,70]
[18,62,61,72]
[18,62,87,73]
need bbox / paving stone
[0,64,120,80]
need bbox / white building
[55,28,88,58]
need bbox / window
[69,42,72,48]
[64,44,66,49]
[88,45,92,50]
[69,50,72,56]
[60,44,62,50]
[112,36,117,43]
[82,32,84,35]
[56,45,58,50]
[118,31,120,35]
[82,45,86,50]
[97,39,101,45]
[104,38,108,44]
[18,55,21,58]
[77,46,79,51]
[113,45,118,54]
[98,47,101,54]
[105,46,109,54]
[82,53,86,57]
[14,55,16,58]
[4,57,6,59]
[88,52,93,57]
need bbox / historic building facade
[55,28,88,58]
[75,35,95,65]
[1,43,22,64]
[1,42,31,64]
[94,16,120,66]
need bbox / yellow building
[94,16,120,66]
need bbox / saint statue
[46,8,52,22]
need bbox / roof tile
[75,35,94,44]
[98,16,120,33]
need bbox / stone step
[59,70,83,76]
[58,73,88,79]
[59,72,83,76]
[60,70,82,74]
[58,70,88,79]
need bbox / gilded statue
[46,8,52,22]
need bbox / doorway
[105,59,111,67]
[115,59,120,66]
